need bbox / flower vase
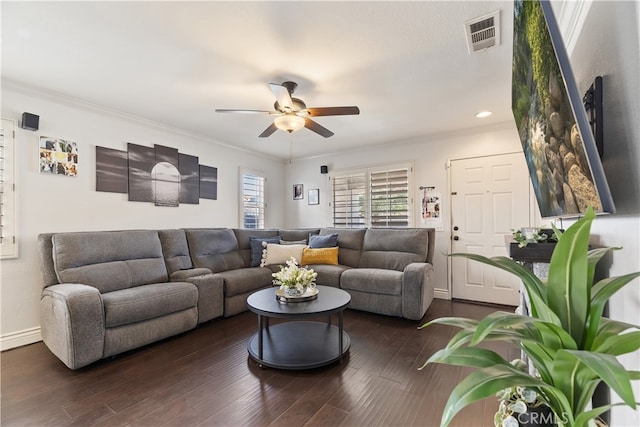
[284,285,306,297]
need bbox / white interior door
[450,152,531,306]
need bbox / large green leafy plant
[420,207,640,427]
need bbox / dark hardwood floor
[1,299,518,427]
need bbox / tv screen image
[511,0,614,218]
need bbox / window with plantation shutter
[240,169,266,229]
[1,118,18,258]
[331,172,366,228]
[330,163,413,228]
[370,167,410,227]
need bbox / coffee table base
[248,321,351,370]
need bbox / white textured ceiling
[1,1,515,160]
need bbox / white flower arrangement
[272,257,317,293]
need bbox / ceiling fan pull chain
[289,135,294,163]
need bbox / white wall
[0,83,286,349]
[284,121,524,298]
[555,1,640,424]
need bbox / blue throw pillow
[249,237,280,267]
[309,233,338,248]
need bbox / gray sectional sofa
[38,227,435,369]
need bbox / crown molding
[1,79,284,163]
[550,0,593,55]
[292,120,517,162]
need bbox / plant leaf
[546,207,594,345]
[592,331,640,356]
[554,350,637,411]
[586,247,619,289]
[592,318,639,351]
[521,341,555,383]
[574,380,601,421]
[584,272,640,349]
[420,346,510,370]
[446,327,528,350]
[440,365,573,427]
[526,287,563,325]
[551,350,598,413]
[470,311,529,344]
[551,222,563,240]
[574,402,640,427]
[418,316,479,331]
[535,321,577,351]
[470,312,574,351]
[629,370,640,380]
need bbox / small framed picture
[308,189,319,205]
[39,136,79,176]
[293,184,303,200]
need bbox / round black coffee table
[246,285,351,370]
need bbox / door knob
[453,226,459,231]
[453,236,460,241]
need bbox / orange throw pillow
[301,247,339,265]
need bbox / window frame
[239,168,266,229]
[329,162,414,228]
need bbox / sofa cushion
[185,229,245,273]
[340,268,403,296]
[301,247,339,265]
[102,282,198,328]
[158,229,193,275]
[307,264,350,288]
[309,233,338,248]
[280,239,307,245]
[359,228,429,271]
[260,243,307,267]
[216,268,273,297]
[233,229,280,266]
[279,228,320,241]
[52,230,169,293]
[249,237,280,267]
[38,233,58,287]
[320,228,366,267]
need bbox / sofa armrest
[40,284,105,369]
[401,262,435,320]
[174,272,224,323]
[170,268,213,281]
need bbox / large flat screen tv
[511,0,615,218]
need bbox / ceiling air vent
[465,10,501,53]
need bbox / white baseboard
[434,288,450,300]
[1,327,42,351]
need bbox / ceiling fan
[215,81,360,138]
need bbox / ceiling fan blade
[269,83,294,112]
[304,118,334,138]
[258,123,278,138]
[306,106,360,117]
[215,109,273,114]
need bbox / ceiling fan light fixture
[274,114,305,133]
